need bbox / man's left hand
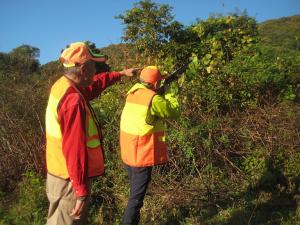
[70,199,86,219]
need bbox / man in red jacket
[45,42,138,225]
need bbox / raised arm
[81,68,139,101]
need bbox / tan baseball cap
[60,42,107,67]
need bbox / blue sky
[0,0,299,65]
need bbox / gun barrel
[163,61,191,85]
[157,60,191,94]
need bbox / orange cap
[60,42,107,67]
[140,66,162,85]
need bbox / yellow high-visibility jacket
[120,83,179,167]
[46,76,104,179]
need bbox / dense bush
[0,3,299,224]
[0,172,47,225]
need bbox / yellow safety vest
[46,76,104,179]
[120,84,168,167]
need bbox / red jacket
[57,72,122,197]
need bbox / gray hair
[64,66,81,76]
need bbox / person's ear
[79,64,86,76]
[154,81,159,90]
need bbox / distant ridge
[258,14,300,52]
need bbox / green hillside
[0,4,299,225]
[96,14,300,76]
[259,14,300,52]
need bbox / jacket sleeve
[149,92,180,118]
[58,93,88,198]
[80,72,122,101]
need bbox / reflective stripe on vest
[46,76,104,179]
[120,85,168,167]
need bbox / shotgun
[157,60,191,94]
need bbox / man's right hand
[120,68,141,77]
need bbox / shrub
[0,172,47,225]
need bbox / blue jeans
[122,165,152,225]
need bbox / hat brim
[87,46,108,62]
[91,56,107,62]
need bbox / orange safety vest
[46,76,104,179]
[120,84,168,167]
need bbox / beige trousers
[46,173,90,225]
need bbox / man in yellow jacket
[45,42,138,225]
[120,66,179,225]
